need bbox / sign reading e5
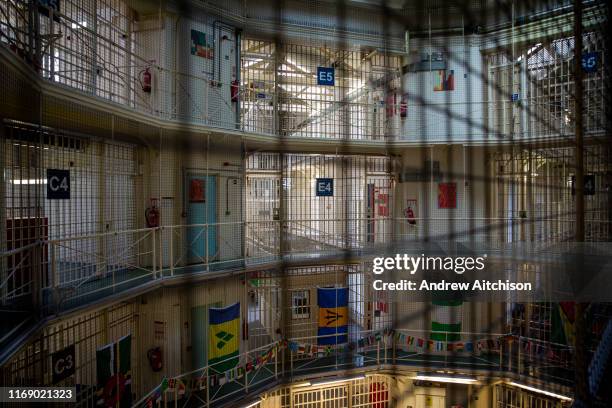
[581,52,599,73]
[47,169,70,199]
[316,178,334,196]
[317,67,335,86]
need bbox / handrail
[2,218,608,322]
[1,0,607,142]
[41,217,609,246]
[133,327,576,407]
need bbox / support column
[573,1,589,406]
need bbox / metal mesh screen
[0,0,610,406]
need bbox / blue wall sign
[317,67,335,86]
[581,52,599,73]
[511,93,520,102]
[47,169,70,199]
[316,178,334,196]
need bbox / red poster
[438,182,457,208]
[189,179,205,202]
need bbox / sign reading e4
[317,67,335,86]
[47,169,70,199]
[316,178,334,196]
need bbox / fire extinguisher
[406,205,416,225]
[140,67,152,93]
[231,80,239,102]
[145,198,160,228]
[147,347,163,372]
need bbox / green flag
[431,300,463,341]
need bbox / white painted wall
[401,36,486,142]
[394,145,491,241]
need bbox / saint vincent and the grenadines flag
[208,302,240,373]
[318,287,349,345]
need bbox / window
[291,290,310,320]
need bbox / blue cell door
[190,302,221,370]
[186,174,217,264]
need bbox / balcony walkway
[133,335,575,408]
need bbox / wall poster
[434,69,455,91]
[189,179,205,202]
[191,29,214,59]
[438,182,457,208]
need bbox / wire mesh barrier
[0,0,610,406]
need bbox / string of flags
[393,331,501,353]
[288,329,504,356]
[143,340,286,406]
[511,334,571,362]
[140,331,570,406]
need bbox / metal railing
[0,0,606,142]
[2,217,611,314]
[132,329,575,408]
[0,241,42,308]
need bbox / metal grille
[493,144,611,242]
[241,39,402,140]
[1,303,136,407]
[2,120,142,302]
[351,375,390,408]
[3,121,140,239]
[495,384,564,408]
[294,386,348,408]
[486,32,606,140]
[246,152,393,255]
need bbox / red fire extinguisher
[140,68,152,93]
[406,205,416,225]
[145,198,160,228]
[231,80,239,102]
[147,347,163,372]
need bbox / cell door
[186,174,217,264]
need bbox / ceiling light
[293,381,312,387]
[507,382,572,401]
[311,375,366,387]
[11,178,47,185]
[296,375,366,388]
[241,399,261,408]
[414,373,477,384]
